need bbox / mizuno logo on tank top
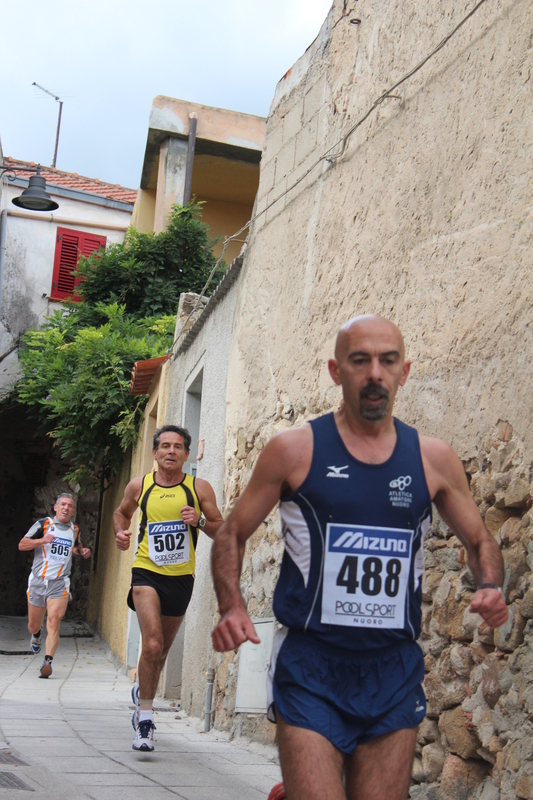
[274,413,432,652]
[326,465,349,478]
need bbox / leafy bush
[12,202,224,487]
[75,202,225,319]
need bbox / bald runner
[211,315,508,800]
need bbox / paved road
[0,616,281,799]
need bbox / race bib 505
[48,536,72,563]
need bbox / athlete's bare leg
[44,597,69,657]
[133,586,184,700]
[277,716,417,800]
[346,727,417,800]
[27,603,46,636]
[277,717,346,800]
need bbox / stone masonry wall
[211,0,533,792]
[413,419,533,800]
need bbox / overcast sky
[1,0,332,189]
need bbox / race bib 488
[321,523,413,629]
[147,520,190,567]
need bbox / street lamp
[0,164,59,212]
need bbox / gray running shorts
[27,574,70,607]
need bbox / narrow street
[0,617,281,799]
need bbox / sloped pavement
[0,616,281,799]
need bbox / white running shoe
[132,719,155,752]
[131,684,140,730]
[30,632,42,654]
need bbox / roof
[129,356,169,396]
[141,96,265,192]
[3,157,137,205]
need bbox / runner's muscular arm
[181,478,223,540]
[211,426,312,653]
[421,436,508,628]
[113,477,143,551]
[18,531,55,550]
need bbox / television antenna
[32,82,64,169]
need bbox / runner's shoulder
[258,423,313,475]
[125,475,144,501]
[26,518,50,538]
[419,434,466,490]
[419,434,459,467]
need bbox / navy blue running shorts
[268,628,426,755]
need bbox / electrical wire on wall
[168,0,489,359]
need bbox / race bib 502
[147,520,190,566]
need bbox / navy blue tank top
[273,412,432,651]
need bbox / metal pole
[52,101,63,169]
[32,83,64,168]
[204,668,215,732]
[183,112,197,205]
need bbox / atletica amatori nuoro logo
[327,465,349,478]
[389,475,412,491]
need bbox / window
[50,227,107,301]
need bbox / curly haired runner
[19,493,91,679]
[212,315,508,800]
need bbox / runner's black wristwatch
[478,582,503,595]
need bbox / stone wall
[413,420,532,799]
[210,0,533,790]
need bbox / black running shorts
[128,568,194,617]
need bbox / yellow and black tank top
[132,472,202,576]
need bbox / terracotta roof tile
[129,356,169,395]
[3,157,137,204]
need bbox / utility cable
[168,0,489,358]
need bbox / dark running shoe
[39,659,52,678]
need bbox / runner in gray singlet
[19,493,91,678]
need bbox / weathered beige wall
[213,0,533,786]
[88,362,170,664]
[87,455,134,660]
[131,188,156,233]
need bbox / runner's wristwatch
[478,582,503,596]
[198,516,206,529]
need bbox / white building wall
[0,181,132,394]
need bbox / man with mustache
[211,315,508,800]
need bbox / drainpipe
[0,209,7,309]
[204,667,215,732]
[183,112,197,205]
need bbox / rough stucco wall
[165,279,240,718]
[215,0,533,780]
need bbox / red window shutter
[50,227,107,301]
